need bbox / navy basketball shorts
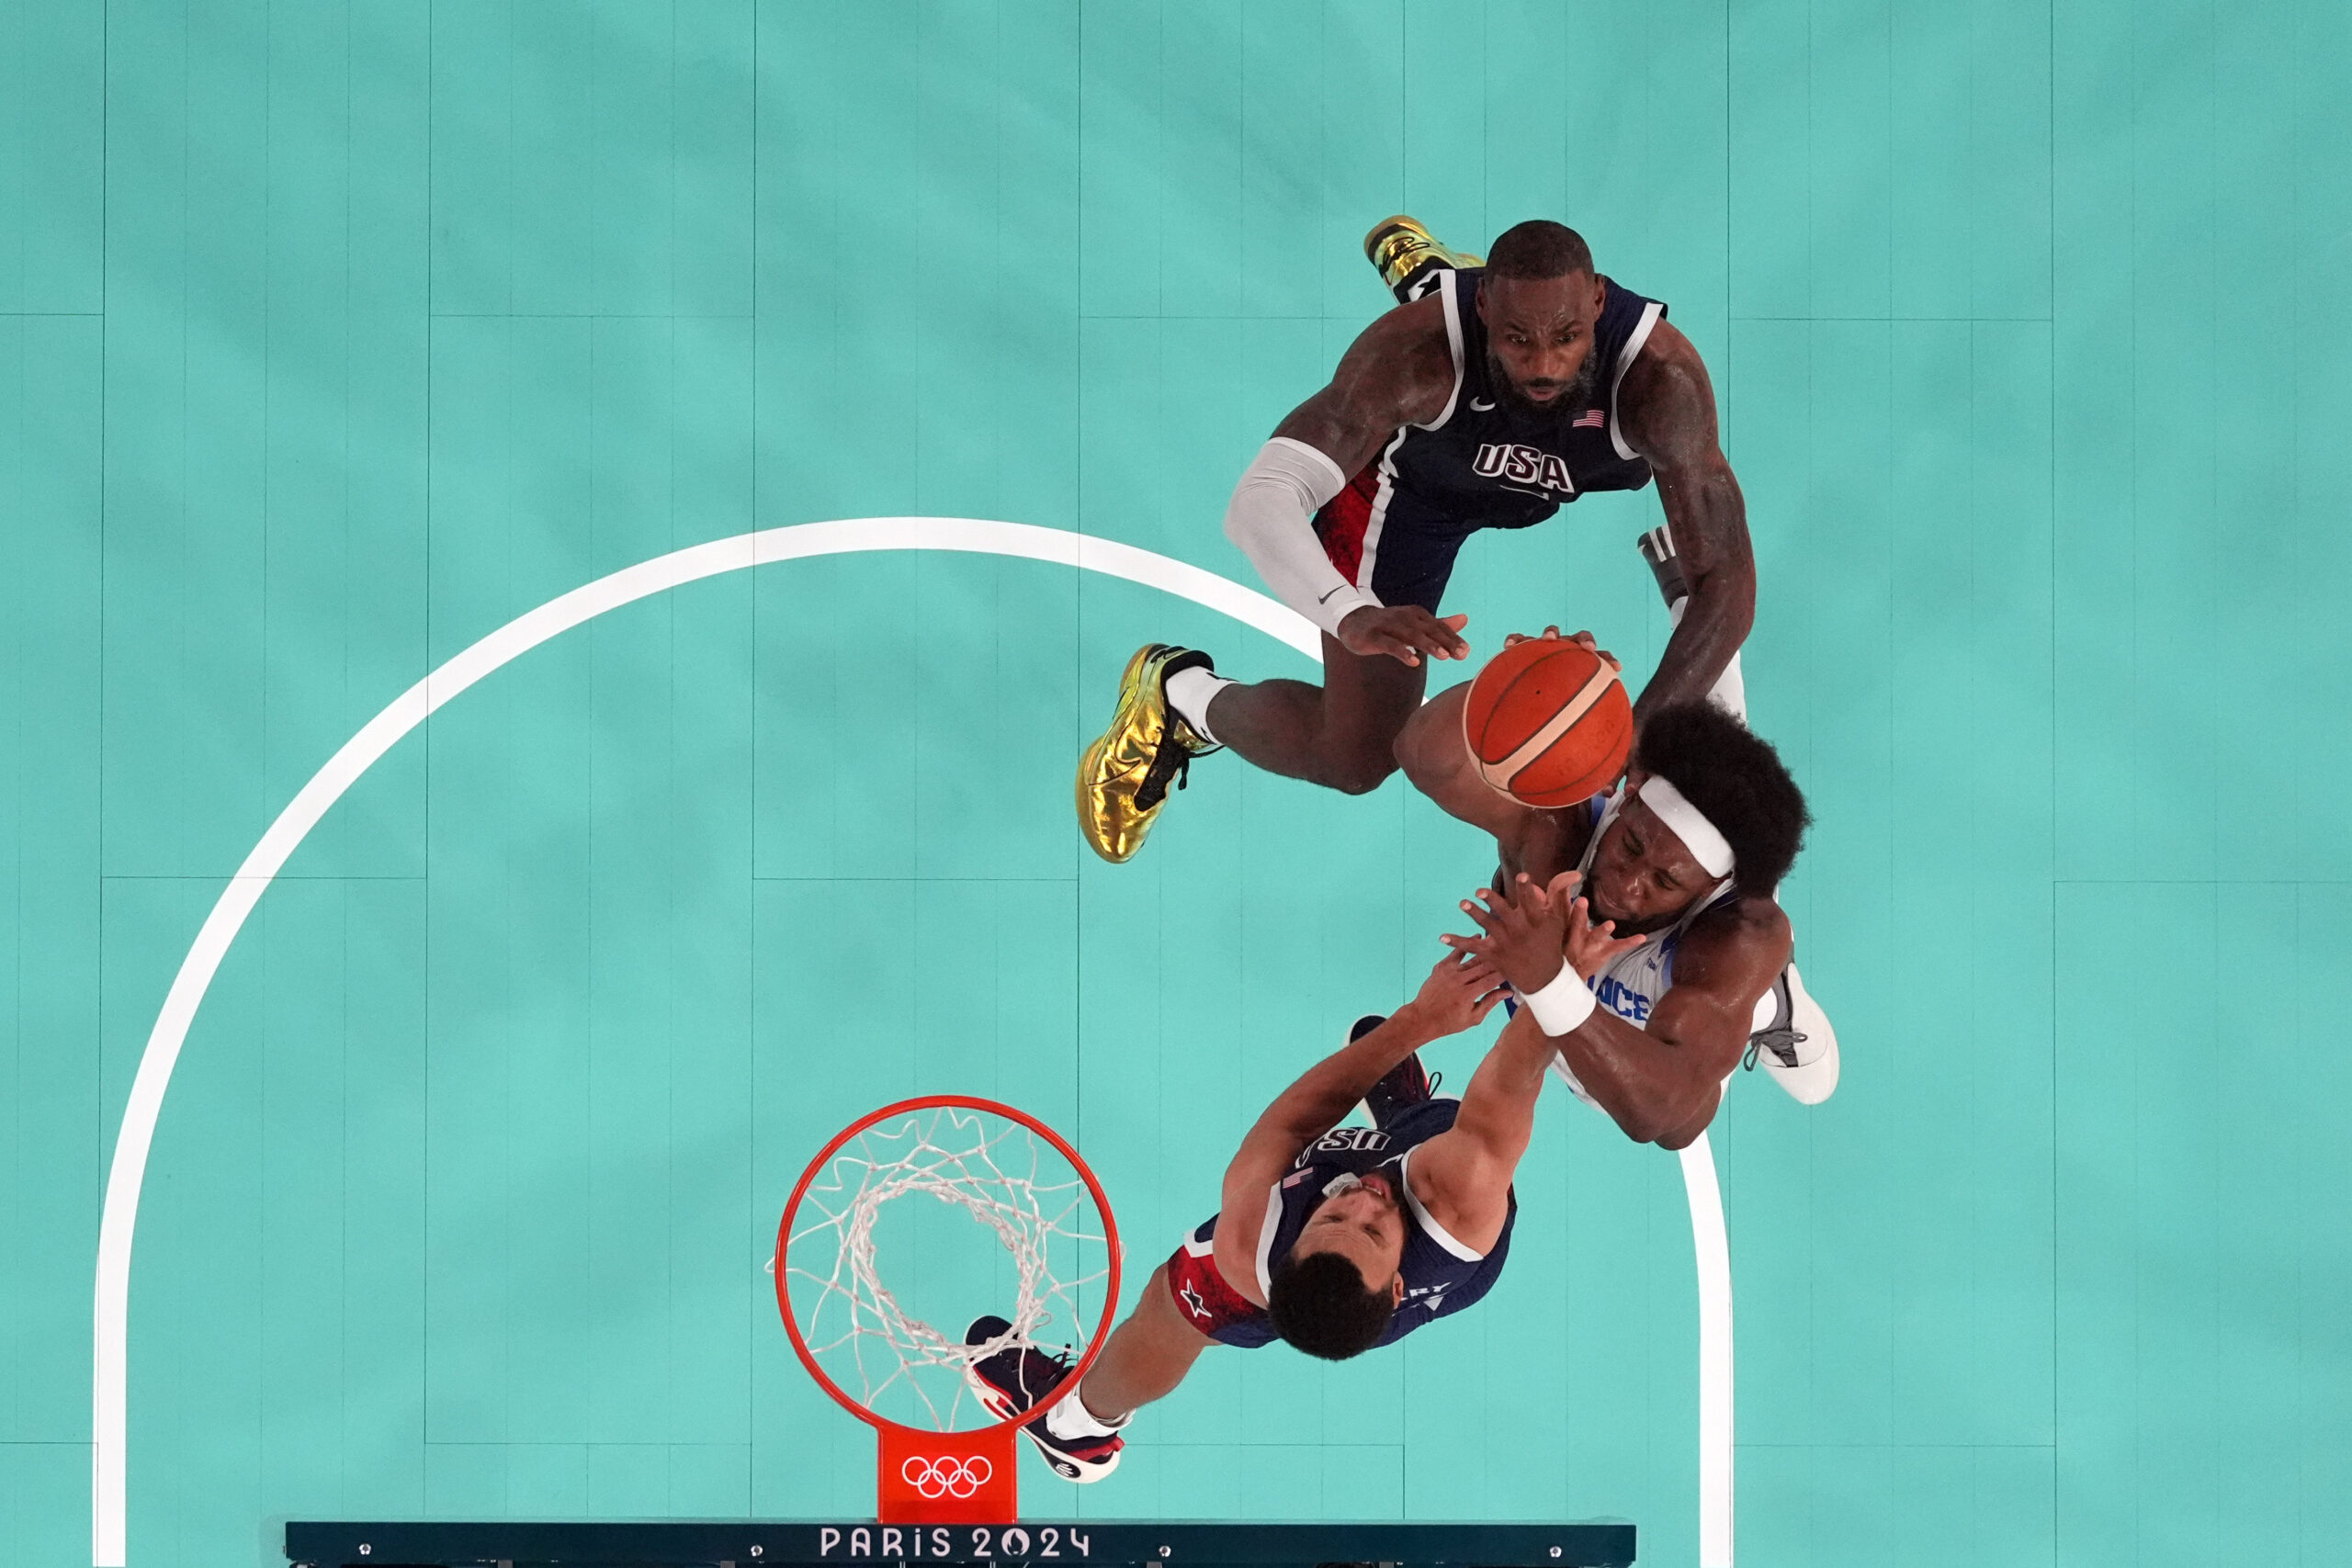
[1310,470,1480,617]
[1161,1223,1280,1349]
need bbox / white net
[779,1103,1114,1432]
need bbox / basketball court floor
[4,3,2350,1564]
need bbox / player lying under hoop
[1398,637,1835,1123]
[962,946,1627,1483]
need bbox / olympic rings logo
[900,1454,993,1499]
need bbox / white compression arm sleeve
[1223,436,1379,638]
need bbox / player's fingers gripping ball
[1462,632,1634,807]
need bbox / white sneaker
[1746,961,1838,1105]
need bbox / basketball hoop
[775,1097,1121,1524]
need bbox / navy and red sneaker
[1353,1016,1442,1129]
[963,1316,1123,1483]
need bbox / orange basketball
[1462,637,1633,807]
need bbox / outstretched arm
[1443,874,1788,1145]
[1401,1006,1560,1255]
[1224,297,1474,665]
[1213,952,1505,1303]
[1549,907,1785,1145]
[1615,321,1756,726]
[1393,681,1542,842]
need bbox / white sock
[1163,666,1235,745]
[1043,1382,1128,1441]
[1666,597,1747,724]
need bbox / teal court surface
[5,3,2352,1565]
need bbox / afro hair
[1633,702,1811,896]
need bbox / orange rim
[774,1095,1124,1438]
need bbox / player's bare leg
[966,1264,1213,1483]
[1070,1264,1216,1422]
[1190,634,1428,796]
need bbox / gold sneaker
[1076,644,1222,863]
[1363,215,1485,298]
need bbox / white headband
[1638,775,1736,880]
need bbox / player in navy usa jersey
[963,944,1626,1483]
[1078,217,1755,864]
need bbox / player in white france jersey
[1399,632,1834,1141]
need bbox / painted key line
[95,518,1734,1567]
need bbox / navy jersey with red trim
[1311,269,1667,614]
[1182,1098,1514,1351]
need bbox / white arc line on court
[88,517,1734,1565]
[1681,1134,1735,1567]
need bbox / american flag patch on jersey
[1573,407,1606,428]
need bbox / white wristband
[1521,965,1596,1037]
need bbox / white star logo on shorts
[1180,1283,1208,1319]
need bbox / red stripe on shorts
[1311,462,1385,588]
[1164,1234,1267,1337]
